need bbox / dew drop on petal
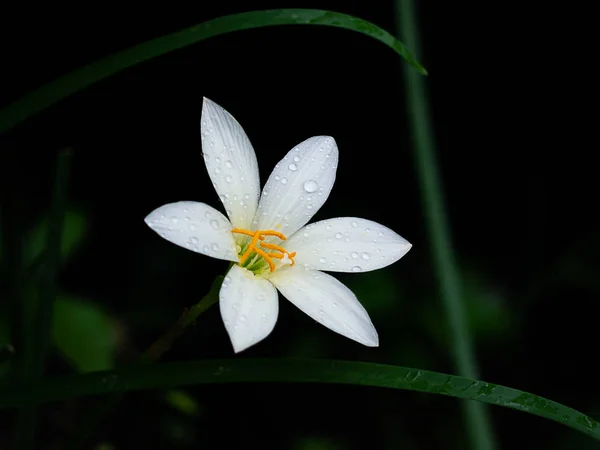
[319,257,327,263]
[293,155,301,162]
[204,211,211,218]
[335,232,343,239]
[303,180,318,193]
[189,224,196,231]
[225,160,233,168]
[352,266,362,272]
[225,175,232,183]
[288,163,298,171]
[361,252,370,260]
[211,243,219,252]
[190,237,199,244]
[351,221,358,228]
[210,220,219,229]
[351,252,359,259]
[281,177,288,184]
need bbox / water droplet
[293,155,300,162]
[184,217,190,221]
[190,237,199,244]
[202,245,209,252]
[204,211,211,218]
[335,232,343,239]
[240,314,247,322]
[319,257,327,263]
[225,175,232,183]
[352,266,362,272]
[215,157,221,163]
[171,216,178,223]
[351,221,358,228]
[351,252,359,259]
[257,293,265,301]
[183,208,189,213]
[303,180,318,193]
[210,220,219,229]
[281,177,288,184]
[215,167,221,174]
[210,141,215,147]
[275,175,280,181]
[326,225,332,231]
[225,160,233,168]
[378,231,384,237]
[189,224,196,231]
[361,252,370,260]
[288,163,298,171]
[211,243,219,251]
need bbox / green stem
[64,275,223,450]
[393,1,497,449]
[15,148,71,450]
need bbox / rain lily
[145,98,412,352]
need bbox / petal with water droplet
[284,217,411,272]
[220,265,279,353]
[255,136,338,237]
[201,98,260,229]
[145,201,238,261]
[269,267,378,347]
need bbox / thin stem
[65,275,223,450]
[15,148,71,450]
[393,1,497,449]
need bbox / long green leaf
[0,359,598,441]
[0,9,426,134]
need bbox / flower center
[232,228,296,273]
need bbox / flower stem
[393,1,497,449]
[141,276,223,362]
[64,275,223,450]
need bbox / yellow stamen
[232,228,296,272]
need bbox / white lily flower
[145,98,412,353]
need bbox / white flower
[145,98,412,353]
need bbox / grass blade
[0,9,426,134]
[393,0,497,449]
[14,149,72,449]
[1,359,598,441]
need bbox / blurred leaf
[52,295,115,372]
[165,389,201,416]
[293,436,344,450]
[422,268,513,346]
[24,210,87,268]
[344,270,400,319]
[0,358,598,441]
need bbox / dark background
[1,1,596,449]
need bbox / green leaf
[0,359,598,441]
[165,389,201,416]
[0,9,426,134]
[24,210,87,269]
[52,295,116,372]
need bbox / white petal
[269,267,378,347]
[145,201,238,262]
[220,265,279,353]
[284,218,411,273]
[201,97,260,229]
[254,136,338,238]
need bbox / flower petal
[254,136,338,237]
[201,97,260,229]
[220,265,279,353]
[269,267,378,346]
[145,201,238,262]
[284,217,411,273]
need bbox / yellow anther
[231,228,296,272]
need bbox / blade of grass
[0,9,426,134]
[1,358,598,441]
[393,1,496,449]
[14,148,72,449]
